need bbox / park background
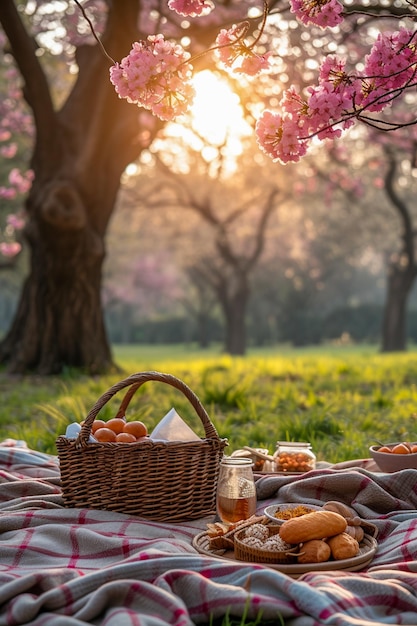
[1,2,417,467]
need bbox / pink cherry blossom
[235,52,272,76]
[290,0,344,28]
[0,143,17,158]
[255,110,307,163]
[0,187,17,200]
[8,168,34,194]
[7,213,25,231]
[0,129,11,142]
[215,24,271,76]
[359,29,417,112]
[256,25,417,164]
[0,242,21,258]
[168,0,214,18]
[216,25,246,67]
[110,35,195,121]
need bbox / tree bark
[0,0,145,374]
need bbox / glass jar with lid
[273,441,316,473]
[216,457,257,523]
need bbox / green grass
[1,343,417,626]
[2,343,417,462]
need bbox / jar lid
[276,441,312,448]
[220,456,253,466]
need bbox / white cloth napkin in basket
[149,408,201,442]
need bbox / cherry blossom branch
[72,0,116,65]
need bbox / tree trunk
[196,312,211,349]
[0,0,147,374]
[221,279,249,356]
[224,304,247,355]
[380,144,417,353]
[381,264,416,352]
[0,229,110,374]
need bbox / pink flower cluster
[215,24,272,76]
[1,143,17,158]
[0,242,21,258]
[0,168,34,200]
[256,28,417,163]
[360,29,417,112]
[290,0,343,28]
[109,35,195,121]
[168,0,214,18]
[7,213,25,231]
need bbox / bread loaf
[279,510,347,544]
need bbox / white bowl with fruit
[369,441,417,472]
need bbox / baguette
[279,510,347,544]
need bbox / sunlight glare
[190,70,251,145]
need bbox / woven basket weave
[234,525,299,564]
[56,371,228,522]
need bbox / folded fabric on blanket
[1,440,417,626]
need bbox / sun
[146,70,253,176]
[189,70,251,144]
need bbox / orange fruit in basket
[392,442,411,454]
[106,418,127,434]
[116,432,137,443]
[91,419,106,433]
[123,420,148,438]
[378,446,392,453]
[94,427,117,442]
[411,445,417,453]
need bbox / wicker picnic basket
[56,371,228,522]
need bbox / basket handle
[76,371,220,446]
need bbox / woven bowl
[234,525,298,564]
[369,443,417,472]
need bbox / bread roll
[297,539,331,564]
[345,523,364,542]
[323,501,355,519]
[327,532,359,560]
[279,510,347,544]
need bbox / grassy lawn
[1,342,417,463]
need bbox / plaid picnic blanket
[1,440,417,626]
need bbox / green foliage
[323,305,383,342]
[2,344,417,461]
[206,596,284,626]
[101,306,417,350]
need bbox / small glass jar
[273,441,316,473]
[216,457,257,523]
[230,448,270,472]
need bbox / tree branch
[383,144,415,268]
[0,0,59,173]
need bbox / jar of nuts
[273,441,316,473]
